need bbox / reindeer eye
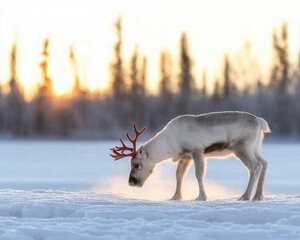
[133,163,140,170]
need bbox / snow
[0,140,300,239]
[0,192,300,240]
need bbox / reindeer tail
[258,117,271,133]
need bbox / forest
[0,17,300,139]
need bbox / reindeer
[110,111,270,201]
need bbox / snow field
[0,141,299,239]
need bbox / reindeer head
[110,125,154,187]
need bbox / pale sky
[0,0,300,97]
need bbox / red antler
[110,124,146,161]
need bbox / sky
[0,0,300,98]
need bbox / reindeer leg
[233,146,262,201]
[170,159,191,200]
[193,151,207,201]
[253,153,268,200]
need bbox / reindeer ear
[137,146,148,159]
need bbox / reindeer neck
[144,131,171,163]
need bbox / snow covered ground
[0,140,300,239]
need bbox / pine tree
[223,54,234,99]
[39,38,53,96]
[33,38,54,134]
[234,42,260,94]
[130,46,139,99]
[140,55,147,96]
[256,78,264,94]
[159,50,172,98]
[270,23,290,94]
[109,16,127,127]
[69,45,88,131]
[5,40,25,135]
[139,55,147,124]
[201,68,207,98]
[129,46,145,125]
[178,32,194,114]
[70,45,82,96]
[212,78,221,101]
[111,16,125,101]
[270,23,292,135]
[159,50,173,119]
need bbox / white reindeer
[111,111,270,201]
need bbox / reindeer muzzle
[129,176,140,187]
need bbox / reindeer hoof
[252,194,264,201]
[170,194,182,200]
[238,194,251,201]
[195,195,207,201]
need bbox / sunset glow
[0,0,300,98]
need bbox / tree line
[0,17,300,139]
